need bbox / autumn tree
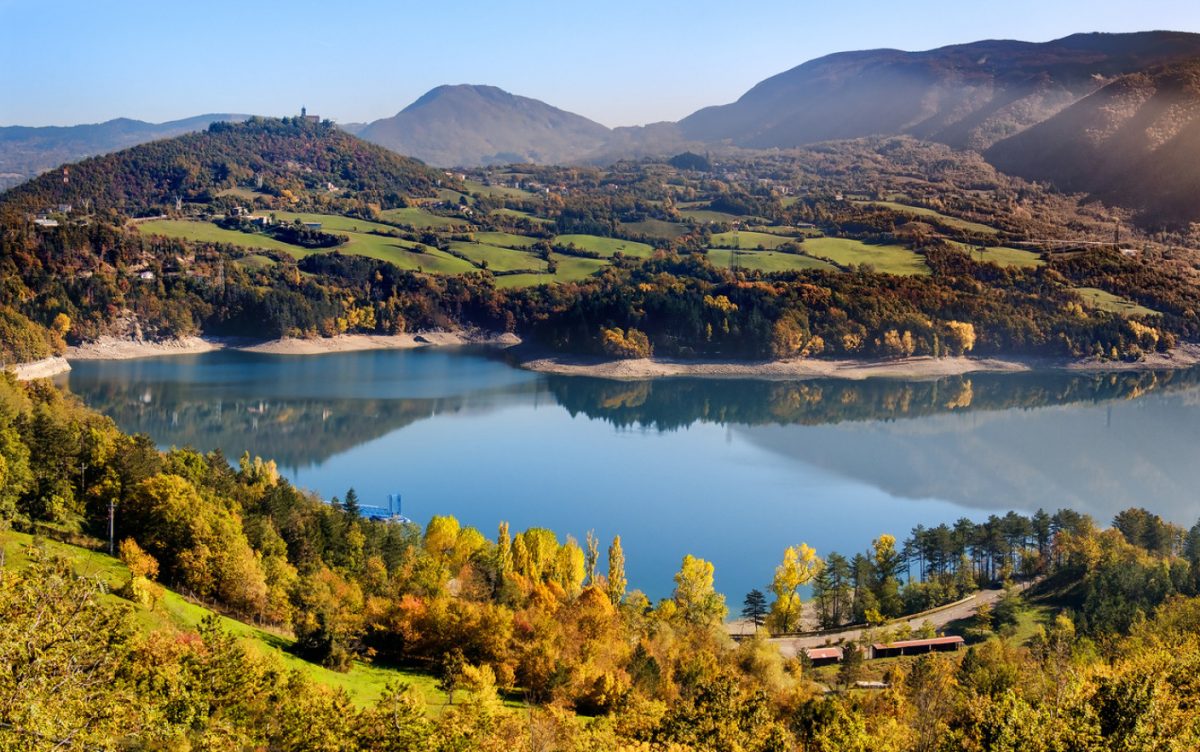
[673,554,727,626]
[768,543,823,633]
[606,535,626,605]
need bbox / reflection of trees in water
[549,368,1200,432]
[70,381,546,470]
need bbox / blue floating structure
[359,492,412,523]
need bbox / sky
[3,0,1200,128]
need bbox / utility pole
[108,498,116,556]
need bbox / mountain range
[6,31,1200,225]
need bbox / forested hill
[986,58,1200,229]
[0,117,446,217]
[0,113,248,189]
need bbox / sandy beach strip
[63,331,522,361]
[518,342,1200,381]
[8,356,71,380]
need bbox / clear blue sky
[3,0,1199,128]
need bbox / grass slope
[949,242,1045,269]
[555,234,655,258]
[377,207,473,230]
[707,249,837,273]
[859,201,999,236]
[0,531,444,709]
[710,231,799,250]
[1074,287,1160,317]
[137,219,304,253]
[802,237,930,275]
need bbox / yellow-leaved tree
[767,543,823,634]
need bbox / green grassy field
[679,209,748,224]
[271,211,400,236]
[234,254,277,270]
[707,249,837,273]
[490,208,552,225]
[0,531,445,708]
[463,179,532,200]
[494,256,609,289]
[710,230,800,250]
[1074,287,1160,317]
[555,234,655,258]
[137,219,304,253]
[860,201,999,236]
[377,206,473,230]
[619,218,690,240]
[471,231,540,249]
[216,187,272,201]
[949,242,1045,269]
[747,225,822,237]
[802,237,930,275]
[447,241,546,273]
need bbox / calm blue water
[63,348,1200,600]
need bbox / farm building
[303,222,322,230]
[803,647,844,667]
[869,635,964,659]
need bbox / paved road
[770,585,1021,659]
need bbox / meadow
[859,200,999,236]
[709,230,800,250]
[949,241,1045,268]
[707,248,837,273]
[555,234,655,258]
[1074,287,1160,317]
[801,237,930,275]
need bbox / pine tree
[343,487,360,518]
[741,589,768,631]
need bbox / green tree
[742,589,768,631]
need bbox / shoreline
[13,334,1200,383]
[516,342,1200,381]
[62,331,521,362]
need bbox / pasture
[1074,287,1160,317]
[707,249,837,273]
[710,230,800,250]
[447,241,546,272]
[802,237,930,275]
[860,201,999,236]
[377,206,473,230]
[950,242,1044,269]
[556,234,655,258]
[619,218,690,240]
[136,219,303,253]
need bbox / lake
[62,348,1200,601]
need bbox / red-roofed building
[803,646,844,666]
[869,635,964,660]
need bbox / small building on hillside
[869,635,964,660]
[248,215,272,227]
[803,647,844,667]
[303,221,322,230]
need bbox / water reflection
[64,349,1200,598]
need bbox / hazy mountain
[986,59,1200,227]
[0,113,248,189]
[677,32,1200,151]
[357,84,614,167]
